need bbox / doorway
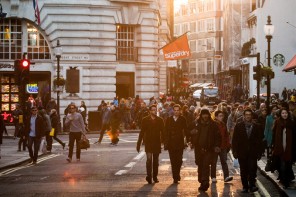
[116,72,135,99]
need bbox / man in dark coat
[193,108,220,191]
[24,106,45,164]
[136,104,164,184]
[232,108,262,193]
[164,104,188,184]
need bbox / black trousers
[68,132,82,159]
[28,137,41,162]
[197,151,212,189]
[18,137,27,151]
[168,149,183,181]
[46,132,64,151]
[98,123,109,143]
[146,152,159,179]
[238,156,257,189]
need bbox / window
[0,18,51,60]
[198,0,205,13]
[206,38,214,51]
[27,24,51,60]
[206,18,215,32]
[189,3,196,15]
[189,60,196,73]
[190,22,196,33]
[116,25,137,62]
[0,19,22,60]
[189,40,196,52]
[207,58,212,73]
[198,20,205,32]
[182,23,189,34]
[181,5,188,16]
[197,39,206,52]
[206,0,214,11]
[198,59,206,74]
[174,24,181,36]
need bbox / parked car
[193,89,202,100]
[200,86,221,106]
[253,93,277,102]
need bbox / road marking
[124,162,136,168]
[256,179,271,197]
[133,151,145,161]
[0,154,59,177]
[115,151,145,176]
[115,170,128,175]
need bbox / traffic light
[14,59,30,85]
[253,65,261,81]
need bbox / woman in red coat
[272,108,296,189]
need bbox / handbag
[49,128,55,137]
[264,157,274,172]
[79,135,90,150]
[39,138,47,154]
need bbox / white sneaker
[212,178,217,183]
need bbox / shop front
[0,71,51,124]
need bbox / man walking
[24,106,45,164]
[164,104,188,183]
[65,104,86,162]
[136,104,164,184]
[192,108,220,191]
[97,103,111,143]
[232,108,261,193]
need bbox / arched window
[0,18,51,60]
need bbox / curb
[257,160,289,197]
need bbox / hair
[214,110,223,117]
[149,104,157,110]
[243,108,253,115]
[279,107,291,120]
[173,104,181,110]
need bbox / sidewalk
[257,155,296,196]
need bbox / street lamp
[264,16,274,114]
[54,40,63,116]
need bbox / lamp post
[54,40,63,116]
[264,16,274,114]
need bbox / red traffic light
[21,59,30,68]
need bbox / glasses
[31,109,37,111]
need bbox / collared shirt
[29,115,37,137]
[173,116,179,122]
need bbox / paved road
[0,133,286,196]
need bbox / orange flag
[162,34,191,60]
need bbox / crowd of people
[1,87,296,192]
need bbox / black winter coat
[137,116,164,153]
[25,115,45,138]
[232,121,261,159]
[165,116,188,150]
[193,119,220,153]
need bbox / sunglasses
[70,107,75,109]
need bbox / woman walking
[272,108,296,188]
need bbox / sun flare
[174,0,188,13]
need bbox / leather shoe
[173,179,179,184]
[198,186,208,192]
[241,188,248,193]
[249,186,258,193]
[146,176,152,184]
[153,177,159,183]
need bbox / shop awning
[283,55,296,72]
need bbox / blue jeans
[211,149,229,179]
[28,137,41,162]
